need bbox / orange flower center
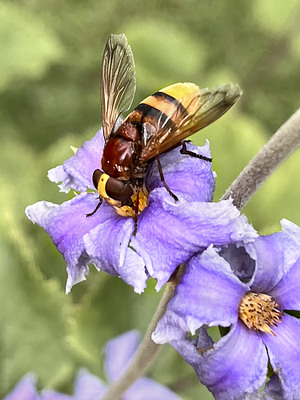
[238,292,283,336]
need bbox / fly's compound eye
[93,169,133,202]
[106,177,133,202]
[92,169,103,190]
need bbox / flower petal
[104,330,140,382]
[146,141,215,202]
[262,313,300,400]
[132,195,257,290]
[84,214,147,294]
[262,375,284,400]
[269,257,300,310]
[242,375,283,400]
[152,247,248,344]
[172,322,268,400]
[73,369,106,400]
[4,375,39,400]
[48,130,104,192]
[246,232,300,293]
[26,193,114,292]
[281,219,300,246]
[124,377,182,400]
[219,244,256,283]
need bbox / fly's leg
[180,140,212,162]
[85,197,103,217]
[156,155,178,202]
[132,189,139,236]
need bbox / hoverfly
[88,34,242,223]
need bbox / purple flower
[153,220,300,400]
[6,331,183,400]
[4,375,39,400]
[26,130,257,293]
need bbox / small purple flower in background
[5,331,182,400]
[153,220,300,400]
[26,129,257,293]
[4,374,39,400]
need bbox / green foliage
[1,0,299,398]
[0,3,63,92]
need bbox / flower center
[114,186,149,218]
[238,292,283,336]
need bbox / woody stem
[101,107,300,399]
[100,265,185,400]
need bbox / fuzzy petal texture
[173,322,268,400]
[269,257,300,310]
[83,216,147,294]
[26,193,146,293]
[153,246,248,343]
[280,219,300,246]
[262,313,300,400]
[247,229,300,293]
[48,130,104,193]
[132,196,257,290]
[73,369,106,400]
[104,330,140,382]
[26,193,106,292]
[124,377,182,400]
[146,140,215,202]
[4,375,39,400]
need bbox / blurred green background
[0,0,300,398]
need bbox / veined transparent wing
[101,34,136,140]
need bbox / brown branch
[100,265,186,400]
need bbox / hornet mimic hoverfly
[87,34,242,224]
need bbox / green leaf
[0,136,76,395]
[68,272,138,375]
[0,2,63,91]
[0,238,75,396]
[253,0,300,33]
[122,19,207,95]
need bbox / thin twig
[221,108,300,210]
[101,265,186,400]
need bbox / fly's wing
[140,83,242,162]
[101,34,136,141]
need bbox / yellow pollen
[238,292,283,336]
[114,186,149,218]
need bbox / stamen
[238,292,283,336]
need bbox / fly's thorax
[101,135,135,180]
[115,122,139,141]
